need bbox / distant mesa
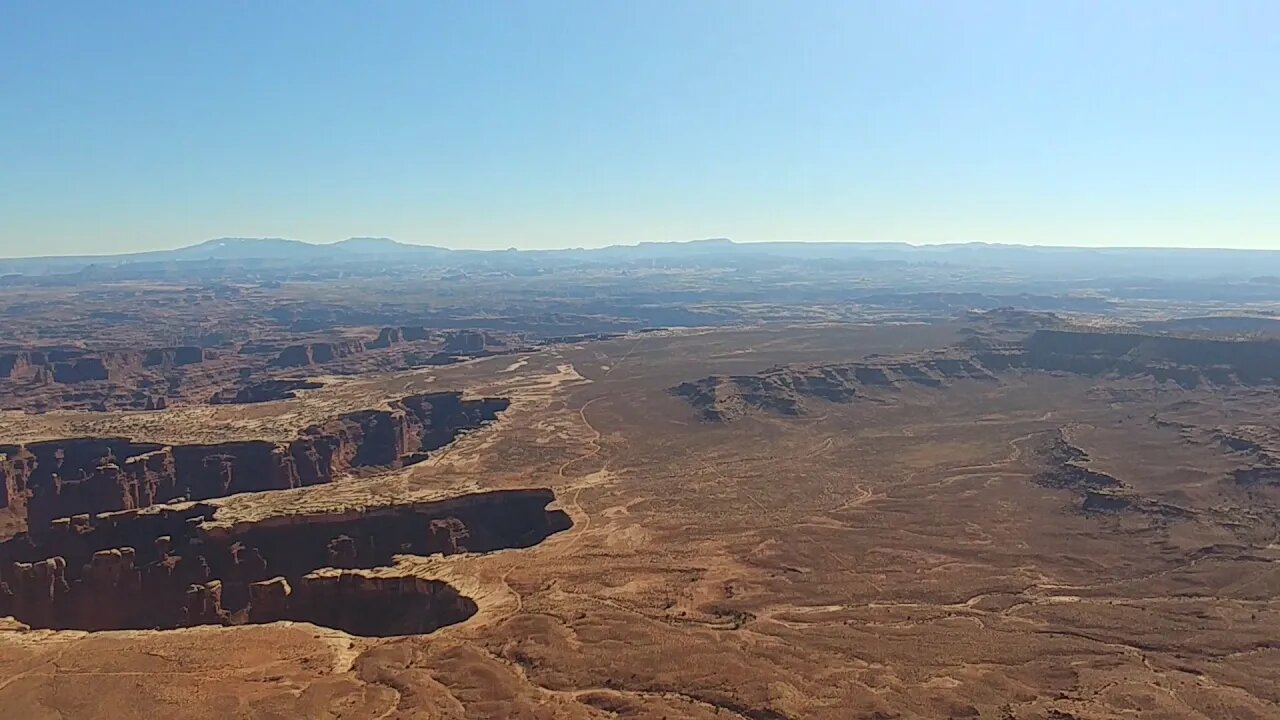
[269,340,368,368]
[208,378,324,404]
[369,325,430,349]
[0,347,206,385]
[9,236,1280,282]
[674,329,1280,422]
[168,236,452,261]
[267,329,498,369]
[672,351,996,422]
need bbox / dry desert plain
[1,320,1277,719]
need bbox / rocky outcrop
[1007,330,1280,388]
[0,488,569,634]
[51,357,110,383]
[1,439,167,525]
[0,328,524,413]
[442,329,492,354]
[2,347,213,384]
[208,378,324,404]
[673,353,996,421]
[1025,429,1192,520]
[0,345,226,412]
[0,447,38,517]
[1215,425,1280,486]
[270,340,367,368]
[142,346,207,367]
[0,392,509,535]
[1028,430,1123,492]
[675,330,1280,421]
[0,352,50,381]
[369,326,430,349]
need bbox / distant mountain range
[35,236,455,262]
[4,236,1280,280]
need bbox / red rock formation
[270,340,367,368]
[143,346,207,367]
[287,573,477,636]
[245,576,291,623]
[428,517,469,555]
[208,378,323,404]
[0,488,569,635]
[184,579,228,625]
[677,331,1280,421]
[369,326,432,349]
[52,357,110,383]
[73,548,144,630]
[326,535,358,568]
[20,439,166,525]
[1,392,509,535]
[442,329,489,353]
[4,557,68,629]
[371,327,404,348]
[0,352,39,380]
[0,447,36,516]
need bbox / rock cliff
[208,378,324,404]
[0,488,569,634]
[269,340,367,368]
[675,331,1280,421]
[369,326,430,349]
[673,353,995,421]
[0,391,509,535]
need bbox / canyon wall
[0,489,570,635]
[270,340,368,368]
[675,331,1280,421]
[673,354,995,421]
[0,391,509,535]
[208,378,324,404]
[0,346,209,383]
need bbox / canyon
[0,391,508,534]
[0,322,522,412]
[1,243,1278,718]
[0,489,569,635]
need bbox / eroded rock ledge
[674,330,1280,421]
[0,391,508,535]
[672,352,995,421]
[1215,425,1280,486]
[1025,429,1192,519]
[0,488,570,636]
[208,378,324,404]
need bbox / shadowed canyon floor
[1,322,1278,719]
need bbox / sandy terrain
[2,322,1277,719]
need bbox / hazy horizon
[2,1,1276,255]
[14,235,1280,262]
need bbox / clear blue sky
[1,1,1276,255]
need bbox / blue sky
[1,1,1276,255]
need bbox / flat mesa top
[0,365,504,447]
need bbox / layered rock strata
[0,488,570,635]
[0,392,508,534]
[675,331,1280,421]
